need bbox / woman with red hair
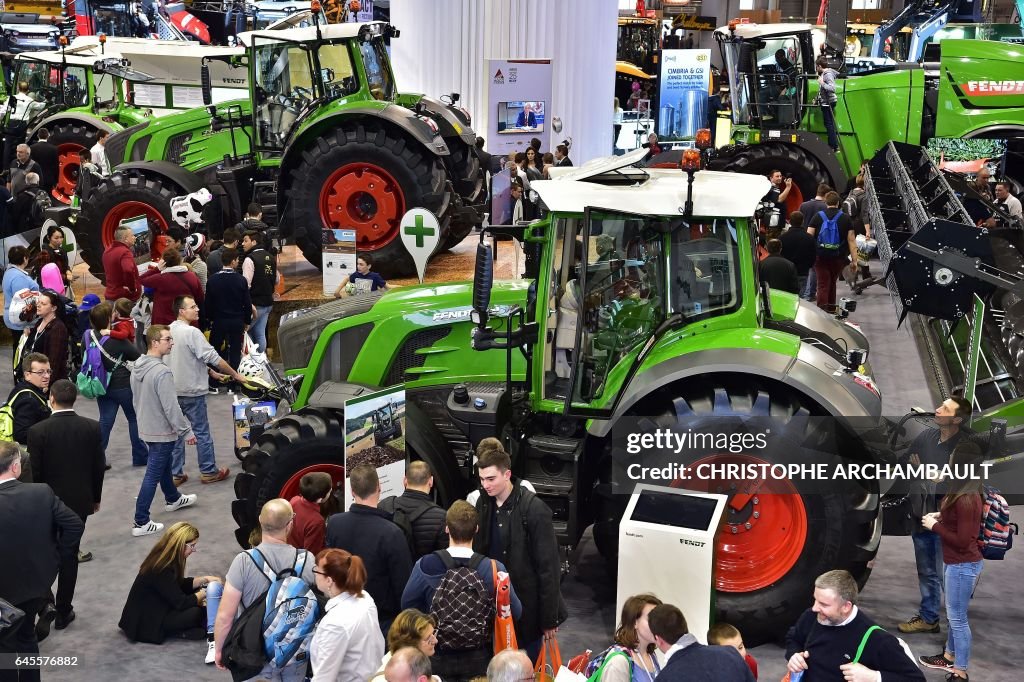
[308,548,385,681]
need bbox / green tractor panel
[706,24,1024,207]
[79,21,485,281]
[231,151,886,644]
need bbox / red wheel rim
[279,463,346,501]
[101,200,169,260]
[318,163,404,251]
[52,143,84,205]
[672,453,807,593]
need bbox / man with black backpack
[326,464,412,632]
[807,191,857,313]
[379,461,448,560]
[401,500,522,681]
[215,498,318,678]
[12,172,50,233]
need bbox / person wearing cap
[102,225,141,303]
[183,234,209,294]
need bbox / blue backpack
[817,209,844,250]
[222,549,320,679]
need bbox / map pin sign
[399,208,441,284]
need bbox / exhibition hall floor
[7,265,1020,681]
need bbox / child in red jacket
[708,622,758,680]
[287,472,333,555]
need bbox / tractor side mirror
[471,239,493,328]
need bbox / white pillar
[390,0,619,164]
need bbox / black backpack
[429,551,495,652]
[381,496,432,557]
[28,188,51,227]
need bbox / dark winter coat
[378,489,449,559]
[5,382,50,446]
[119,567,200,644]
[472,483,567,644]
[325,503,413,624]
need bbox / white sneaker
[205,639,216,665]
[132,521,164,537]
[165,493,198,512]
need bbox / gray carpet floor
[5,280,1019,681]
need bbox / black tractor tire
[40,122,99,205]
[76,172,182,283]
[717,143,832,212]
[592,376,880,646]
[231,406,345,549]
[438,139,484,251]
[287,124,452,280]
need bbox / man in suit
[0,440,83,682]
[28,379,105,631]
[555,144,573,167]
[29,128,59,195]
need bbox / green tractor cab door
[251,36,316,153]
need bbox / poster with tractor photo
[343,387,407,510]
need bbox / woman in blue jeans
[88,304,147,466]
[119,522,223,665]
[919,442,985,681]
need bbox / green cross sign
[404,214,435,248]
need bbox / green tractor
[707,22,1024,211]
[231,150,890,643]
[1,37,249,205]
[80,20,485,279]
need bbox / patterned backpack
[978,484,1018,560]
[430,551,495,652]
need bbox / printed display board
[487,59,553,156]
[322,228,357,296]
[343,386,407,510]
[657,49,711,141]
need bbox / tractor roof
[240,20,385,44]
[533,150,771,218]
[17,37,242,65]
[715,22,814,40]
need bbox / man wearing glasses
[130,325,198,537]
[6,352,52,476]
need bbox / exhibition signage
[343,386,407,510]
[963,293,985,415]
[670,15,718,31]
[399,208,440,284]
[321,228,357,296]
[658,49,711,141]
[486,59,554,156]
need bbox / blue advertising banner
[658,49,711,141]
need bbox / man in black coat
[472,445,566,662]
[786,570,925,682]
[779,212,817,296]
[378,460,448,559]
[758,239,800,294]
[325,463,412,631]
[29,129,59,194]
[28,379,105,630]
[7,352,52,457]
[650,604,753,682]
[0,441,83,682]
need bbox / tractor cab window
[569,212,665,407]
[545,217,582,400]
[253,39,315,149]
[669,219,742,318]
[91,69,117,111]
[316,42,357,101]
[6,61,57,124]
[359,39,394,101]
[721,35,805,128]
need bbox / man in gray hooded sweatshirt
[130,324,198,537]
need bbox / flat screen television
[496,100,545,134]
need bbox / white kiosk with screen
[617,484,727,644]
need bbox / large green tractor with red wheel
[77,20,485,279]
[231,151,894,644]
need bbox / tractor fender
[112,160,205,194]
[710,130,848,193]
[28,113,118,142]
[587,345,882,439]
[278,104,450,200]
[415,96,478,145]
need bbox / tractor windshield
[316,42,358,101]
[668,218,742,318]
[719,33,805,128]
[4,61,88,128]
[252,38,315,149]
[359,38,394,101]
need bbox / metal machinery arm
[869,0,958,59]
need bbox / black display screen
[629,490,718,530]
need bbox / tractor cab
[715,22,818,129]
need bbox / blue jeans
[803,267,818,300]
[134,441,182,526]
[945,560,983,671]
[173,395,218,477]
[912,530,944,624]
[822,101,839,151]
[205,580,223,633]
[250,305,273,353]
[97,387,149,466]
[246,659,307,682]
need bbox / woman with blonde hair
[585,593,663,681]
[370,609,442,682]
[309,547,385,681]
[119,522,223,663]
